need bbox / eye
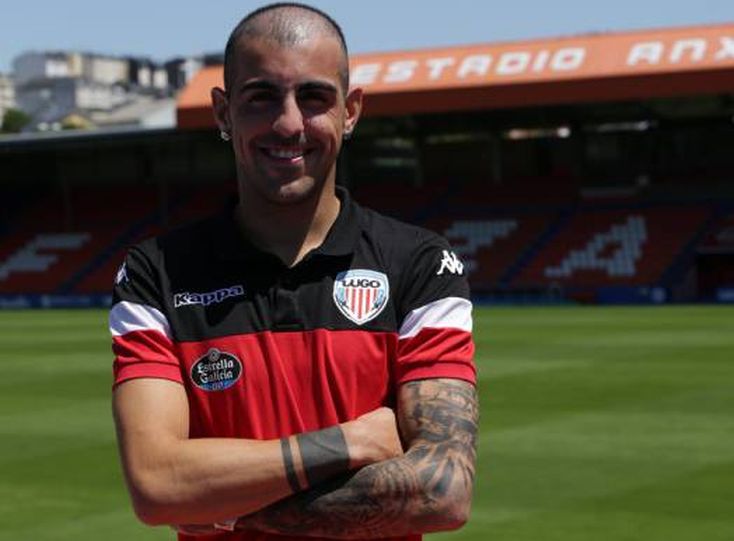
[248,90,278,104]
[298,89,332,108]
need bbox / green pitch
[0,306,732,541]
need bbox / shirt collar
[314,186,361,257]
[216,186,360,261]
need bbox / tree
[1,108,31,133]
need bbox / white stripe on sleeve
[399,297,473,339]
[109,301,171,338]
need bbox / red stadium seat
[512,205,712,288]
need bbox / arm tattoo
[241,379,479,538]
[402,379,478,498]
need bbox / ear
[343,87,363,138]
[211,87,231,134]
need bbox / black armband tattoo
[296,425,350,488]
[280,437,302,493]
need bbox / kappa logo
[333,269,389,325]
[115,262,129,285]
[437,250,464,276]
[174,285,245,308]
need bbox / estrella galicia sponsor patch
[174,285,244,308]
[333,269,389,325]
[191,348,242,392]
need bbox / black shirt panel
[112,241,165,312]
[355,205,471,321]
[120,189,468,343]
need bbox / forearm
[125,435,291,525]
[237,439,474,539]
[237,378,478,539]
[114,380,401,527]
[126,428,374,525]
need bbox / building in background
[10,50,208,132]
[3,23,733,305]
[0,74,15,120]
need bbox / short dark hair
[223,2,350,94]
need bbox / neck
[235,184,341,267]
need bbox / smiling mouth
[260,147,312,163]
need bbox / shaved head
[224,2,350,94]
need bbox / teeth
[268,148,304,159]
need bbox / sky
[2,0,733,73]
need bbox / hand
[342,407,403,468]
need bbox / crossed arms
[113,377,478,538]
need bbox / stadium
[1,21,733,541]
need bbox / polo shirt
[109,187,475,541]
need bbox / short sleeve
[109,245,182,387]
[394,235,476,385]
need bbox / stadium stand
[0,177,236,298]
[699,211,734,253]
[695,210,734,301]
[444,174,578,209]
[72,182,234,293]
[3,23,734,305]
[512,205,713,290]
[0,177,727,303]
[0,168,725,304]
[422,211,560,291]
[0,184,161,295]
[352,179,451,221]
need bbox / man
[110,3,478,540]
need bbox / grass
[0,306,732,540]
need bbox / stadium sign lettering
[174,285,245,308]
[717,37,734,60]
[627,36,734,66]
[349,33,734,89]
[351,47,586,85]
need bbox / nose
[272,94,304,138]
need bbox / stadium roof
[177,22,734,129]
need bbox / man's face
[214,36,361,206]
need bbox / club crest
[333,269,389,325]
